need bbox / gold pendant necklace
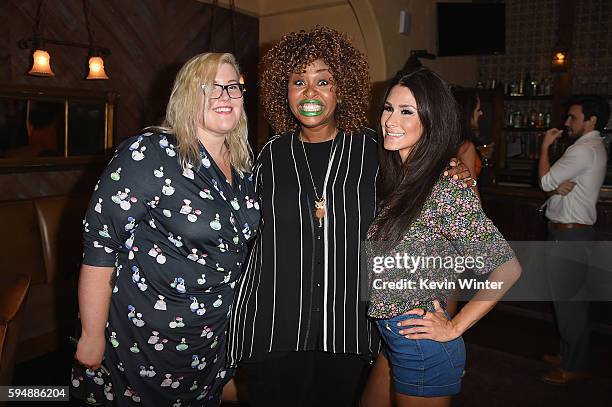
[315,197,326,221]
[300,132,336,227]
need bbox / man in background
[538,95,610,385]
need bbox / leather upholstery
[0,274,31,385]
[0,194,89,361]
[34,195,89,283]
[0,202,45,285]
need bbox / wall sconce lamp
[18,0,111,80]
[28,47,54,77]
[551,50,568,72]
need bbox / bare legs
[360,353,393,407]
[396,394,451,407]
[360,353,451,407]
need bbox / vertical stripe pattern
[229,129,380,365]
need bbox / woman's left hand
[444,158,475,187]
[397,300,461,342]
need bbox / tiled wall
[478,0,559,87]
[571,0,612,96]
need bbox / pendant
[315,198,326,227]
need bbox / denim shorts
[376,313,465,397]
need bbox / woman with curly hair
[228,27,470,406]
[228,26,379,406]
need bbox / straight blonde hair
[156,52,251,173]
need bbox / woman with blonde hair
[72,52,260,406]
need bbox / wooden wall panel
[0,0,258,201]
[1,0,259,145]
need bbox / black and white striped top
[228,128,380,365]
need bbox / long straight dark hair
[372,67,460,243]
[452,87,481,145]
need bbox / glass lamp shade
[551,51,568,71]
[28,49,55,77]
[86,56,109,80]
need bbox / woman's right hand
[75,332,106,370]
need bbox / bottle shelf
[504,95,552,101]
[503,127,546,132]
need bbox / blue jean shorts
[376,313,465,397]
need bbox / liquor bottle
[544,111,552,128]
[530,78,538,96]
[530,109,538,128]
[523,71,531,96]
[513,110,522,128]
[544,77,552,95]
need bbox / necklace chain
[299,132,336,201]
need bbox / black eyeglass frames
[200,83,246,99]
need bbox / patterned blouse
[366,175,515,319]
[73,131,260,406]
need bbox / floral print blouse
[366,175,515,319]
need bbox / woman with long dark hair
[452,88,483,187]
[361,67,521,407]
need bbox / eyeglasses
[201,83,245,99]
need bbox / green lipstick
[298,99,324,117]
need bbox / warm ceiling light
[28,49,55,77]
[86,55,109,80]
[551,50,568,72]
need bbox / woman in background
[452,87,483,188]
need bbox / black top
[229,128,380,365]
[75,131,260,406]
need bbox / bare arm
[457,141,480,198]
[457,141,478,180]
[398,257,522,340]
[75,264,114,369]
[538,128,562,180]
[398,179,522,340]
[447,257,522,335]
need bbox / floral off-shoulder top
[366,175,515,319]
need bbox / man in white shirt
[538,95,610,385]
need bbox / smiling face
[199,62,243,138]
[287,59,337,130]
[380,84,423,162]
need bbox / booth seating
[0,193,250,401]
[0,194,90,362]
[0,274,31,385]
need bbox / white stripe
[268,144,278,352]
[328,135,345,352]
[234,235,258,361]
[290,134,304,348]
[369,164,379,353]
[243,149,268,360]
[355,135,365,352]
[248,228,264,358]
[322,135,340,351]
[341,136,353,352]
[230,152,267,364]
